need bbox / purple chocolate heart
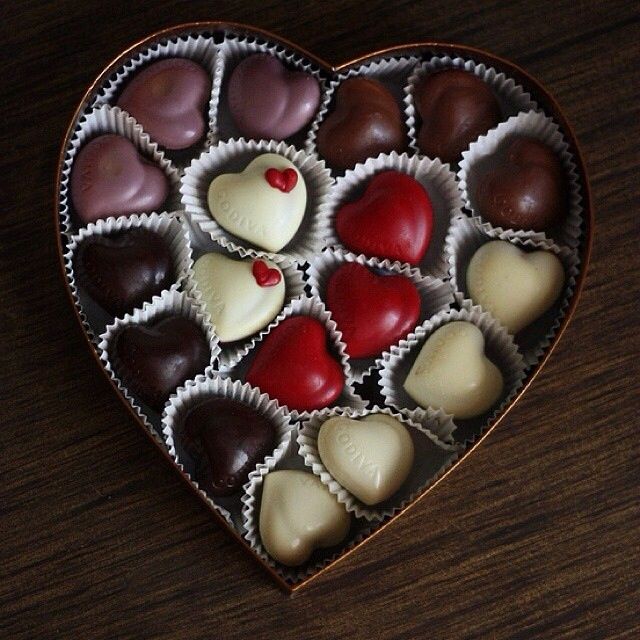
[228,54,320,140]
[71,135,169,224]
[117,58,211,150]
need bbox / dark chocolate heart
[74,228,175,316]
[182,397,276,496]
[113,316,210,410]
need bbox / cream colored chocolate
[466,241,565,334]
[404,322,503,419]
[318,414,414,505]
[207,153,307,252]
[192,253,285,342]
[259,470,350,567]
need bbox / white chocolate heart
[318,414,414,505]
[404,321,504,419]
[207,153,307,252]
[259,470,350,567]
[467,241,565,334]
[192,253,285,342]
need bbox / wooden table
[2,1,639,638]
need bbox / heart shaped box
[55,22,593,593]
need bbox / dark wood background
[2,1,639,638]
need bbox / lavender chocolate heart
[71,135,169,224]
[228,54,320,140]
[117,58,211,150]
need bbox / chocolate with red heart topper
[335,171,433,265]
[475,136,568,231]
[71,134,169,224]
[228,53,320,140]
[117,58,212,150]
[326,262,421,359]
[245,316,344,412]
[316,77,406,170]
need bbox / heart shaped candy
[318,414,414,505]
[71,135,169,224]
[192,253,285,342]
[467,241,565,334]
[336,171,433,265]
[74,228,174,316]
[326,262,421,358]
[404,321,503,419]
[207,153,306,253]
[475,137,567,231]
[259,470,350,566]
[117,58,212,150]
[228,54,320,140]
[113,316,210,410]
[245,316,345,412]
[183,397,276,496]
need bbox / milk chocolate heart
[183,397,276,496]
[318,414,414,505]
[467,241,565,334]
[74,228,174,316]
[335,171,433,264]
[326,262,421,358]
[71,135,169,224]
[228,54,320,140]
[476,137,567,231]
[245,316,344,412]
[207,153,306,252]
[117,58,212,150]
[259,470,351,566]
[113,316,210,410]
[316,77,406,170]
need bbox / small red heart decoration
[326,262,421,359]
[336,171,434,265]
[245,316,344,411]
[252,259,282,287]
[264,167,298,193]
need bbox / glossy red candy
[326,262,421,359]
[335,171,433,265]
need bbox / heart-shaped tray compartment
[55,22,592,592]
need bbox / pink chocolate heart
[228,54,320,140]
[71,134,169,224]
[117,58,211,150]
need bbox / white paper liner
[379,305,527,445]
[227,294,368,420]
[404,55,538,157]
[162,375,295,532]
[458,110,584,249]
[212,33,327,149]
[180,138,333,264]
[91,34,221,154]
[297,405,460,521]
[64,211,193,341]
[305,55,420,171]
[321,151,462,278]
[59,104,181,238]
[444,215,580,367]
[306,247,455,382]
[184,246,307,370]
[97,289,220,426]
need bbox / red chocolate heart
[71,135,169,224]
[264,167,298,193]
[326,263,421,359]
[335,171,434,265]
[117,58,211,150]
[113,316,210,410]
[475,136,567,231]
[252,259,282,287]
[245,316,344,411]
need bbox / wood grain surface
[1,1,639,638]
